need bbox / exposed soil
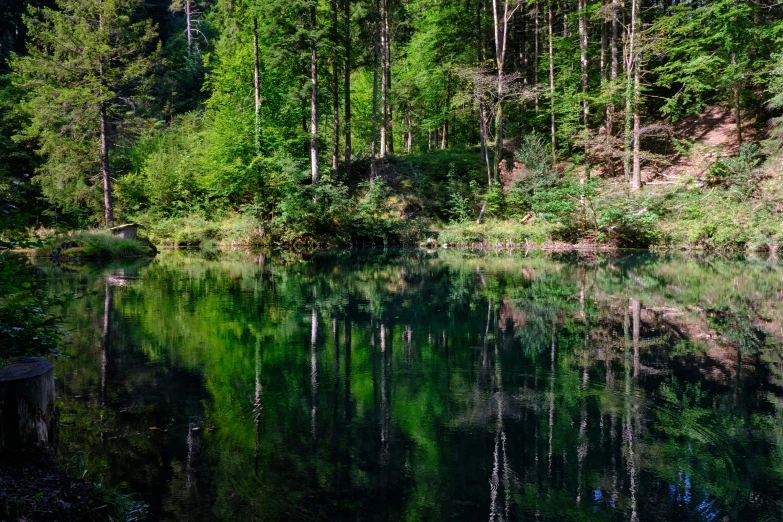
[648,106,764,183]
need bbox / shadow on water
[37,249,783,521]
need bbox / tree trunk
[370,31,379,183]
[600,0,606,80]
[385,3,393,155]
[623,0,636,189]
[100,102,113,226]
[441,122,447,149]
[578,0,588,218]
[606,0,619,175]
[380,0,387,159]
[406,104,412,153]
[632,62,641,191]
[310,6,319,191]
[332,0,340,175]
[480,102,491,187]
[98,4,112,226]
[732,52,743,146]
[491,0,514,182]
[253,17,262,154]
[186,0,192,53]
[535,0,540,113]
[344,0,352,174]
[477,0,492,186]
[0,358,59,458]
[628,0,641,192]
[548,2,556,164]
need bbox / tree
[343,0,352,174]
[13,0,157,225]
[490,0,522,180]
[653,0,758,148]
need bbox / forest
[2,0,783,250]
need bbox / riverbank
[120,176,781,254]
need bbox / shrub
[706,144,763,199]
[507,134,577,220]
[597,206,662,248]
[35,231,156,258]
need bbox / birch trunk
[186,0,192,53]
[370,32,379,183]
[548,2,556,164]
[632,62,641,191]
[253,17,262,153]
[310,5,319,190]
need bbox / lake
[41,249,783,521]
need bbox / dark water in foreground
[41,249,783,521]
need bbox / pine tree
[13,0,157,225]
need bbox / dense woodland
[2,0,783,249]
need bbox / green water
[42,249,783,521]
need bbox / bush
[706,144,763,199]
[35,231,156,258]
[597,206,662,248]
[507,134,578,220]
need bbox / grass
[34,230,157,259]
[137,211,260,247]
[437,219,556,248]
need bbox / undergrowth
[34,231,157,258]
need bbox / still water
[40,249,783,521]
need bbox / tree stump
[0,357,59,459]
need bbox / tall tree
[548,0,556,163]
[623,0,640,191]
[380,0,388,158]
[254,15,262,153]
[13,0,158,225]
[331,0,340,174]
[343,0,351,174]
[490,0,522,180]
[310,1,319,188]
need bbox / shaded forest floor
[0,459,144,521]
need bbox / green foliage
[0,253,64,363]
[596,205,662,248]
[10,0,158,224]
[507,136,579,221]
[706,143,763,199]
[34,231,156,259]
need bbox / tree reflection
[43,250,783,521]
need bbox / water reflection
[40,250,783,521]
